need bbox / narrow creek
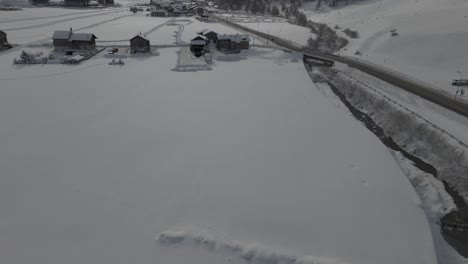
[307,68,468,258]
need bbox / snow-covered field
[92,15,171,42]
[0,7,447,264]
[303,0,468,96]
[2,8,129,45]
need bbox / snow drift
[156,229,346,264]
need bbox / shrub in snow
[14,50,48,64]
[307,22,349,53]
[343,28,359,38]
[109,59,125,65]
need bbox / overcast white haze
[0,1,467,264]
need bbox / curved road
[214,15,468,118]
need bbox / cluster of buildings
[63,0,114,7]
[190,30,250,56]
[31,0,114,6]
[52,29,97,51]
[52,29,152,54]
[150,1,205,17]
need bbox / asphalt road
[214,15,468,118]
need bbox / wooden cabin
[130,35,150,53]
[201,30,218,43]
[216,34,250,52]
[65,0,90,7]
[0,30,8,46]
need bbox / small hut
[130,35,150,53]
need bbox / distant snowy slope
[0,0,29,6]
[304,0,468,94]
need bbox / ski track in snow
[3,9,126,31]
[156,230,347,264]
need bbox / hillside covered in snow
[302,0,468,95]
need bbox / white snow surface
[303,0,468,96]
[0,8,439,264]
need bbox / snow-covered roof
[217,34,250,42]
[130,35,150,42]
[203,30,217,36]
[69,33,97,41]
[53,30,72,40]
[52,31,97,42]
[192,35,207,41]
[191,40,206,46]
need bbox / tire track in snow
[0,12,134,55]
[3,9,126,31]
[96,18,176,43]
[0,62,107,81]
[0,9,116,24]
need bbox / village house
[30,0,50,5]
[216,34,250,52]
[166,6,182,17]
[0,30,8,46]
[64,0,90,7]
[130,35,150,53]
[151,9,167,17]
[98,0,114,5]
[52,29,97,50]
[190,35,207,56]
[199,30,218,43]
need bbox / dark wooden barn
[130,35,150,53]
[98,0,114,4]
[201,30,218,43]
[190,35,207,56]
[52,30,72,49]
[64,0,90,7]
[52,30,97,50]
[0,31,8,46]
[216,34,250,52]
[30,0,50,5]
[69,33,97,50]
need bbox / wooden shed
[201,30,218,43]
[130,35,150,53]
[0,30,8,45]
[52,30,97,50]
[190,36,207,51]
[52,30,72,49]
[69,33,97,50]
[65,0,90,6]
[216,34,250,52]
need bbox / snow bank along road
[213,15,468,118]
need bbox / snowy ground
[2,8,129,45]
[0,7,445,264]
[0,45,437,264]
[302,0,468,98]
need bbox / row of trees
[215,0,305,16]
[215,0,349,53]
[315,0,365,9]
